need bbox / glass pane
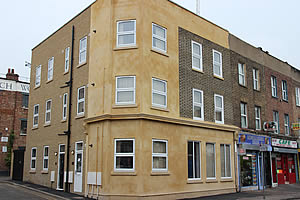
[78,102,84,113]
[44,159,48,169]
[80,51,86,63]
[34,105,39,114]
[117,91,134,103]
[76,143,83,151]
[194,91,202,104]
[153,38,166,51]
[241,117,246,128]
[194,105,202,119]
[214,64,221,76]
[118,34,134,45]
[193,43,200,55]
[206,143,215,178]
[116,140,133,153]
[79,88,85,99]
[214,52,220,63]
[153,141,166,153]
[60,145,65,153]
[188,142,193,178]
[34,116,38,125]
[153,93,166,106]
[215,96,222,108]
[239,63,243,74]
[153,25,165,38]
[118,21,134,32]
[194,142,200,178]
[226,145,231,177]
[221,145,225,177]
[241,104,245,114]
[76,153,82,172]
[31,160,36,168]
[117,77,134,88]
[46,101,51,110]
[116,156,133,169]
[216,111,222,122]
[153,79,165,92]
[64,94,67,104]
[193,57,200,69]
[44,147,48,156]
[153,157,166,169]
[32,149,36,157]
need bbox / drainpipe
[63,25,75,192]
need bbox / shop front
[271,138,298,186]
[238,133,272,191]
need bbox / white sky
[1,0,299,81]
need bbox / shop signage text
[238,133,271,146]
[292,123,300,130]
[272,138,297,148]
[0,79,29,93]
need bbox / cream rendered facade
[25,0,239,199]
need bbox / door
[12,150,25,181]
[282,155,288,182]
[74,142,83,192]
[57,144,65,190]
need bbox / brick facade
[179,27,234,124]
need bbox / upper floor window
[273,111,279,134]
[47,57,54,81]
[45,99,52,124]
[238,63,246,86]
[282,80,288,101]
[152,23,167,53]
[271,76,277,97]
[284,114,290,135]
[79,36,87,64]
[255,106,261,130]
[240,102,247,128]
[77,86,85,116]
[152,78,167,108]
[33,104,39,128]
[193,89,204,121]
[213,50,222,78]
[62,93,68,120]
[117,20,136,47]
[220,144,231,178]
[20,119,27,135]
[22,93,29,108]
[152,139,168,172]
[114,139,135,171]
[253,68,259,90]
[35,65,41,87]
[65,47,70,73]
[116,76,135,105]
[188,141,201,180]
[214,94,224,124]
[296,87,300,106]
[192,41,203,71]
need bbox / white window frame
[193,89,204,121]
[2,146,7,153]
[188,141,201,180]
[116,20,136,47]
[296,87,300,106]
[31,147,37,171]
[271,76,277,97]
[282,80,288,101]
[35,65,41,87]
[75,141,84,173]
[214,94,224,124]
[240,102,248,128]
[273,111,280,134]
[65,47,70,73]
[62,93,68,120]
[255,106,261,130]
[192,41,203,71]
[152,139,168,172]
[213,50,223,78]
[43,146,49,171]
[253,68,259,90]
[220,144,231,178]
[238,63,246,86]
[45,99,52,124]
[152,23,167,53]
[77,86,85,116]
[152,78,167,108]
[284,114,290,135]
[47,57,54,81]
[206,143,216,179]
[33,104,39,128]
[79,36,87,64]
[114,139,135,172]
[115,76,136,105]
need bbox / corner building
[25,0,240,199]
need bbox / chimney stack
[6,68,19,81]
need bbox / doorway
[12,149,25,181]
[74,141,83,192]
[57,144,65,190]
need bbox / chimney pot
[12,69,14,74]
[8,68,10,73]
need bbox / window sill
[187,179,203,184]
[239,83,247,88]
[151,106,169,112]
[41,170,49,174]
[20,133,27,136]
[213,75,224,81]
[75,114,85,119]
[215,121,224,125]
[64,70,69,75]
[192,68,204,73]
[32,126,38,130]
[151,49,169,57]
[77,61,87,68]
[46,79,53,84]
[34,85,40,90]
[22,107,29,110]
[112,104,138,109]
[29,170,36,174]
[220,178,233,182]
[253,89,260,92]
[113,46,138,51]
[151,171,170,176]
[206,178,218,183]
[44,123,51,127]
[111,171,137,176]
[61,119,67,123]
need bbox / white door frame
[74,141,83,192]
[57,144,65,190]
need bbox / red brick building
[0,69,29,175]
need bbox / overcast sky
[1,0,299,82]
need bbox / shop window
[240,153,257,187]
[206,143,215,179]
[220,144,231,178]
[188,141,201,180]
